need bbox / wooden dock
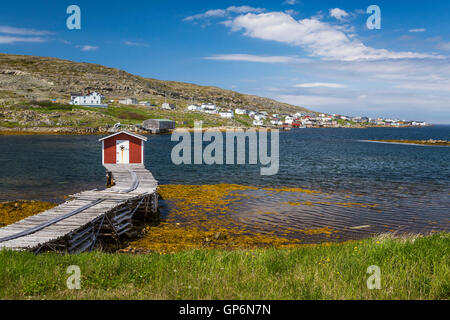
[0,164,158,253]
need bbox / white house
[219,110,234,119]
[139,101,151,106]
[254,114,267,121]
[270,120,283,126]
[248,111,256,118]
[284,116,294,125]
[234,108,248,115]
[70,91,107,107]
[162,102,176,110]
[201,103,217,111]
[253,119,264,126]
[187,104,202,111]
[119,98,138,105]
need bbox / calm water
[1,126,449,241]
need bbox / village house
[187,104,202,111]
[201,103,217,111]
[219,110,234,119]
[70,91,107,107]
[162,102,176,110]
[119,98,138,105]
[254,114,267,121]
[270,119,283,126]
[234,108,248,115]
[284,116,295,125]
[253,119,264,126]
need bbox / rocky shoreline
[370,139,449,146]
[0,125,148,135]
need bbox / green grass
[100,105,239,128]
[0,233,448,300]
[2,102,243,129]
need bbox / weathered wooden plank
[0,164,158,251]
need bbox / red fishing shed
[99,131,147,165]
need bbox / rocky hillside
[0,53,312,115]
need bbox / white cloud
[80,45,98,51]
[0,25,53,44]
[0,35,46,44]
[277,94,352,107]
[409,28,426,33]
[124,41,149,47]
[226,12,443,61]
[0,25,53,36]
[438,42,450,51]
[188,9,450,122]
[204,54,309,63]
[227,6,264,14]
[283,0,298,5]
[295,82,345,88]
[329,8,349,21]
[285,9,299,16]
[184,6,264,21]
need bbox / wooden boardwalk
[0,164,158,253]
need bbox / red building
[99,131,147,165]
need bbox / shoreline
[363,139,450,147]
[0,125,436,135]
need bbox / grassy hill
[0,53,313,130]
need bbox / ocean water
[1,126,449,241]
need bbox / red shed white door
[116,140,130,164]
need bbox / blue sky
[1,0,449,123]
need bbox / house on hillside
[284,116,294,125]
[70,91,107,108]
[201,104,217,113]
[162,102,176,110]
[219,110,234,119]
[187,104,202,111]
[119,98,138,105]
[254,114,267,121]
[235,108,248,115]
[270,119,283,126]
[253,119,264,126]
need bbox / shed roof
[98,130,148,142]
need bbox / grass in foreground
[0,233,448,300]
